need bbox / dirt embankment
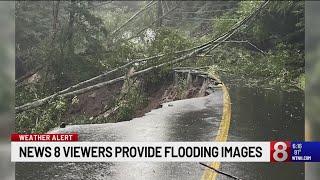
[65,70,220,123]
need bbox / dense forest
[15,1,304,133]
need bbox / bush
[16,97,67,133]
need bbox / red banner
[11,133,78,142]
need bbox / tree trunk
[15,1,269,113]
[66,1,75,53]
[157,0,163,27]
[52,1,60,35]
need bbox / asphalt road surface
[16,89,224,180]
[16,85,305,180]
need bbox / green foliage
[208,1,304,89]
[115,94,145,122]
[15,2,52,61]
[209,42,304,89]
[250,1,304,47]
[16,84,44,106]
[212,18,235,37]
[113,79,147,122]
[175,75,189,98]
[96,1,154,39]
[148,28,191,54]
[297,74,305,90]
[16,1,109,94]
[105,41,144,70]
[212,1,261,37]
[142,28,192,84]
[15,1,305,133]
[16,97,67,133]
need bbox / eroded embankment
[62,69,221,125]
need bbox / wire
[178,8,237,14]
[164,17,238,21]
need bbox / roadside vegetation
[15,1,304,133]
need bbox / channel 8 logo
[270,141,291,162]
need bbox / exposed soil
[67,81,123,117]
[64,70,220,124]
[134,85,167,117]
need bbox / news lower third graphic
[10,134,320,163]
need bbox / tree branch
[209,40,266,54]
[15,1,269,113]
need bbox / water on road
[16,90,224,180]
[16,84,305,180]
[218,86,304,180]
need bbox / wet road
[15,85,305,180]
[16,89,224,180]
[218,86,305,180]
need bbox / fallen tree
[15,1,269,113]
